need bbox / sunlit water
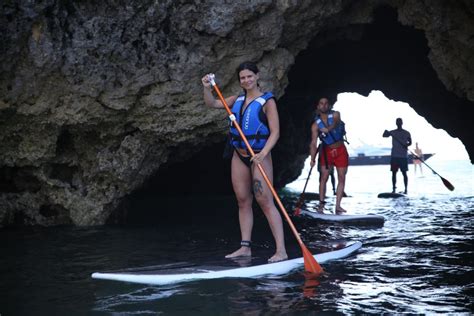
[1,160,472,314]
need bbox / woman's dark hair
[236,61,259,81]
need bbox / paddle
[385,130,455,191]
[293,165,314,216]
[208,74,323,275]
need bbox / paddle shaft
[293,165,314,216]
[209,77,310,249]
[301,166,314,196]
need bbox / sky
[332,90,469,161]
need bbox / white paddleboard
[91,242,362,285]
[301,210,385,225]
[378,192,405,198]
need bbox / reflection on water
[1,161,473,314]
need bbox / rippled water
[1,160,472,314]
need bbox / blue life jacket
[229,92,273,151]
[315,111,346,145]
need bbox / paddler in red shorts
[309,98,349,214]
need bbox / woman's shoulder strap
[254,91,274,106]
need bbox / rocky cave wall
[0,0,472,227]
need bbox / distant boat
[349,153,434,166]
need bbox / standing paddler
[201,61,288,263]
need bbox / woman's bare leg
[252,154,288,262]
[225,152,253,258]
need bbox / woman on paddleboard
[201,61,288,263]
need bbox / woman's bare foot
[225,247,251,258]
[335,207,347,215]
[268,252,288,263]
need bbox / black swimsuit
[235,150,252,168]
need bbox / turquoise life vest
[315,111,346,145]
[229,92,273,151]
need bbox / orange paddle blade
[293,206,301,216]
[301,244,324,275]
[293,195,304,216]
[302,273,321,297]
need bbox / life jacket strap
[231,133,270,140]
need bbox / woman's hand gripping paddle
[387,131,455,191]
[293,166,314,216]
[208,74,323,275]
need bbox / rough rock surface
[0,0,472,227]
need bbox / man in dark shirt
[383,118,412,194]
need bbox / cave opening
[120,5,470,223]
[277,5,470,164]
